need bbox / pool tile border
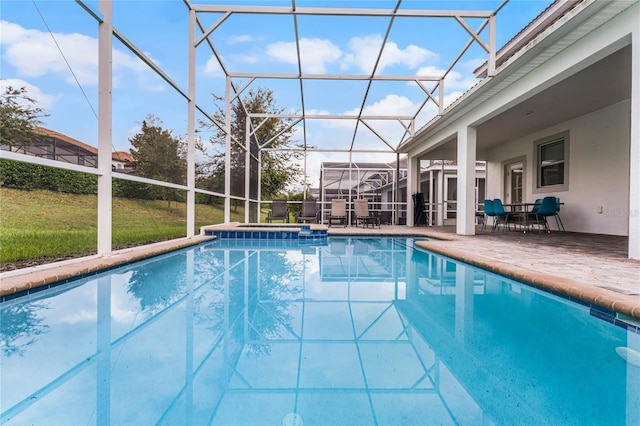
[201,222,328,242]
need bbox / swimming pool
[1,237,639,425]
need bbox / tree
[0,85,49,151]
[199,87,304,204]
[129,115,187,207]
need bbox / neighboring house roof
[112,151,134,163]
[33,126,99,155]
[32,126,132,163]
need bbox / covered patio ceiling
[399,1,633,160]
[186,0,504,156]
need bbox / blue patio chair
[533,196,559,233]
[492,198,511,232]
[521,198,542,232]
[481,199,495,232]
[555,197,565,232]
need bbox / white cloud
[1,20,95,85]
[128,124,141,136]
[0,20,162,89]
[202,55,225,77]
[305,108,332,116]
[227,34,253,44]
[346,93,416,116]
[414,89,468,128]
[267,38,341,73]
[231,53,258,64]
[416,61,481,91]
[344,34,435,73]
[0,78,60,110]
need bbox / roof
[474,0,583,78]
[397,0,635,159]
[33,126,98,155]
[33,127,132,162]
[112,151,134,162]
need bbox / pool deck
[1,225,638,321]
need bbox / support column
[258,150,263,223]
[186,8,196,237]
[245,118,251,223]
[456,126,477,235]
[629,26,640,260]
[224,76,232,224]
[97,0,113,256]
[406,154,420,227]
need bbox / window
[535,131,569,192]
[540,140,564,185]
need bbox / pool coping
[1,228,638,323]
[414,237,640,322]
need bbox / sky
[0,0,553,189]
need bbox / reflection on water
[1,237,638,425]
[1,302,50,357]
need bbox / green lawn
[0,188,240,269]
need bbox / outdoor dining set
[265,198,381,228]
[480,196,565,234]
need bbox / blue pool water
[1,237,639,425]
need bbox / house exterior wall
[486,99,630,236]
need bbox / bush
[112,179,159,200]
[0,159,97,194]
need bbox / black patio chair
[297,199,319,223]
[266,200,289,223]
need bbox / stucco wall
[486,99,630,235]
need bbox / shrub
[0,159,97,194]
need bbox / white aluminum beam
[191,4,493,19]
[249,113,414,120]
[224,76,232,224]
[261,148,396,154]
[112,172,189,191]
[187,7,196,238]
[229,73,442,81]
[0,151,100,175]
[97,0,113,257]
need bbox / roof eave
[398,0,609,154]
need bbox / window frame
[533,131,570,193]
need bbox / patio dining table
[501,203,534,232]
[504,202,563,233]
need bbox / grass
[0,188,243,269]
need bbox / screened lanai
[0,0,554,258]
[319,160,407,225]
